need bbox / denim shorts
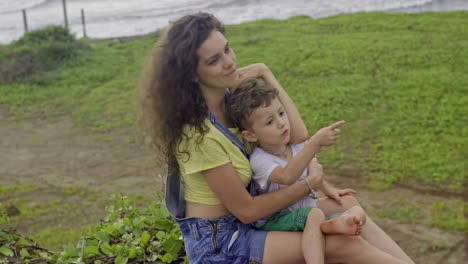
[177,215,267,263]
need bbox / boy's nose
[277,118,285,127]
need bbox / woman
[139,12,414,263]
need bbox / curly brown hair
[139,12,225,164]
[227,78,279,131]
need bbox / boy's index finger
[329,120,346,129]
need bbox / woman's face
[196,30,239,90]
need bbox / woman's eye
[225,45,230,53]
[266,120,273,126]
[208,58,218,65]
[279,111,285,116]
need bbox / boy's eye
[225,44,230,53]
[266,120,273,126]
[279,111,285,116]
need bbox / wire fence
[2,0,164,44]
[21,0,87,38]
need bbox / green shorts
[258,207,342,232]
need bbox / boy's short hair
[228,78,278,131]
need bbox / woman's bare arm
[203,162,311,224]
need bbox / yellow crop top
[176,119,254,205]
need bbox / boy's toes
[355,225,362,235]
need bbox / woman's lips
[225,68,236,77]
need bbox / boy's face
[241,97,290,147]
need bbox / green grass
[0,12,466,234]
[0,34,155,130]
[1,12,465,188]
[228,12,467,189]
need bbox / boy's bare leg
[302,209,326,263]
[320,205,366,235]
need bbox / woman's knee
[341,194,361,209]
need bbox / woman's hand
[310,120,346,147]
[305,158,324,190]
[234,63,270,91]
[319,181,356,205]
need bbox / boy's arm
[269,141,321,185]
[269,121,346,185]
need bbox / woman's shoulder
[180,119,224,146]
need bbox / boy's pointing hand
[312,120,346,147]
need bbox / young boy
[227,78,367,261]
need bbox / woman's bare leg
[360,217,415,264]
[263,231,407,264]
[324,235,408,264]
[263,231,305,264]
[317,195,415,263]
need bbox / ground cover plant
[1,196,185,263]
[0,11,466,262]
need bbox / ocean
[0,0,467,44]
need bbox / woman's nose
[223,54,235,68]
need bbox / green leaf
[153,219,174,231]
[104,224,116,235]
[100,242,113,256]
[84,245,102,257]
[123,218,132,226]
[163,236,183,256]
[63,244,80,258]
[127,248,137,259]
[85,239,99,246]
[94,231,111,244]
[17,238,30,247]
[19,248,30,259]
[156,231,166,240]
[0,246,14,256]
[161,252,173,263]
[132,217,144,228]
[115,254,129,264]
[140,231,150,247]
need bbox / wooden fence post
[22,9,28,32]
[62,0,69,30]
[81,8,87,38]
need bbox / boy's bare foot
[320,206,367,236]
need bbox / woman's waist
[186,201,231,219]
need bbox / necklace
[265,144,290,159]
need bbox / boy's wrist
[308,135,322,148]
[300,178,314,194]
[300,178,319,199]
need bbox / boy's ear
[241,130,258,142]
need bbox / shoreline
[390,0,468,12]
[1,0,467,45]
[89,9,467,43]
